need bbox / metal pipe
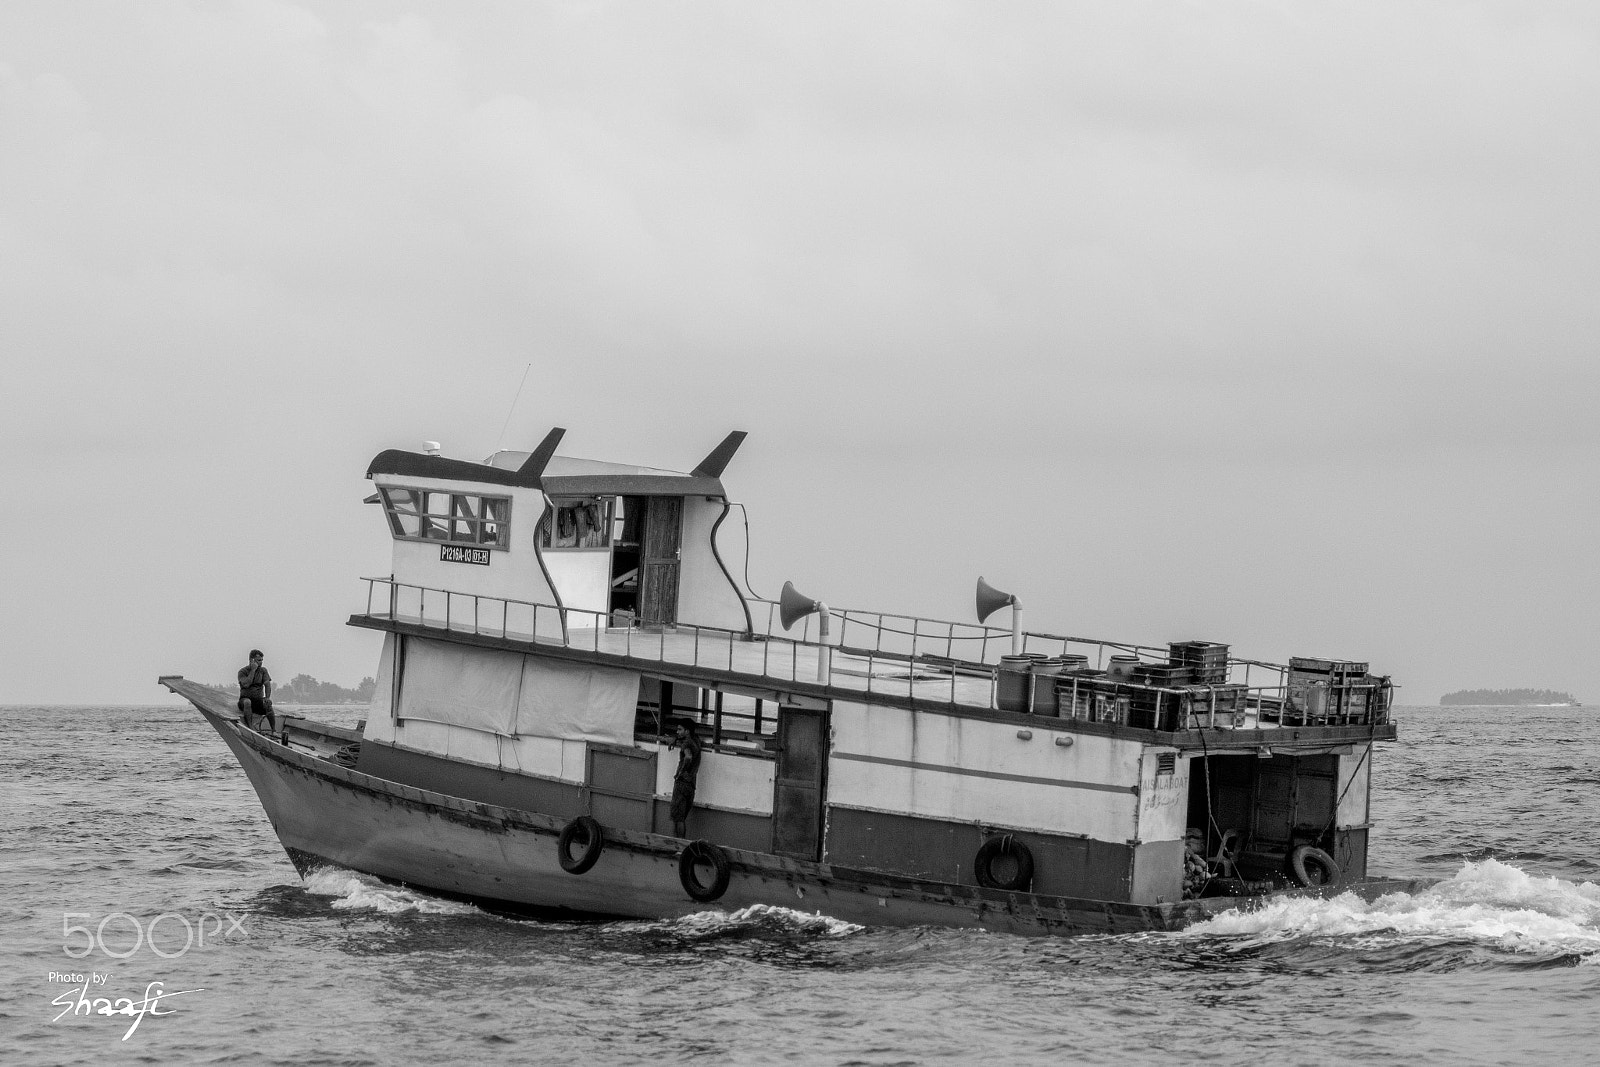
[817,602,831,683]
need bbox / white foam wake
[301,868,480,916]
[1181,859,1600,960]
[630,903,863,938]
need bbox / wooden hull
[164,677,1432,935]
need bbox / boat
[161,427,1427,934]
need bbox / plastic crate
[1180,684,1250,728]
[1288,656,1368,677]
[1170,641,1229,666]
[1170,642,1229,684]
[1134,664,1193,686]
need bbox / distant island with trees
[1439,688,1580,706]
[207,674,376,704]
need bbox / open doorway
[607,496,684,628]
[607,496,643,624]
[1186,753,1340,886]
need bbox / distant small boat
[164,428,1428,934]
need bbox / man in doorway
[237,649,279,738]
[668,719,702,838]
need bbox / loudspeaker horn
[779,581,821,631]
[975,576,1017,624]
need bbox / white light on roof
[424,441,441,456]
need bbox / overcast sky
[2,1,1596,706]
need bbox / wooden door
[1252,756,1297,848]
[1252,754,1337,850]
[638,496,682,628]
[772,705,828,859]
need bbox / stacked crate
[1179,684,1251,728]
[1051,645,1250,731]
[1134,663,1192,686]
[1055,670,1107,722]
[1168,641,1230,684]
[1129,663,1190,729]
[1285,657,1384,724]
[1054,670,1137,725]
[1045,640,1277,732]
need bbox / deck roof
[367,430,744,498]
[487,453,726,497]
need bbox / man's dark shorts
[670,780,695,823]
[239,695,274,726]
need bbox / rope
[1320,735,1375,841]
[1196,726,1222,896]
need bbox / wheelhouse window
[381,488,511,549]
[540,497,611,550]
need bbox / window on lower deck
[633,681,780,755]
[380,487,511,549]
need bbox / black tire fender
[1289,845,1342,889]
[557,816,605,875]
[973,834,1035,891]
[678,840,732,902]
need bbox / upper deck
[349,576,1395,752]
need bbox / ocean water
[2,703,1598,1065]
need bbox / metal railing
[363,577,999,704]
[746,597,1170,670]
[1047,678,1393,732]
[366,575,775,674]
[358,578,1390,728]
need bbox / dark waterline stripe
[832,751,1137,794]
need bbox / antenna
[494,362,534,454]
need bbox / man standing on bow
[668,719,702,838]
[237,649,279,738]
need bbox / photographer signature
[50,975,202,1041]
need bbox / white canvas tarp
[514,656,638,745]
[397,638,522,736]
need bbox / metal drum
[997,654,1037,713]
[1030,658,1065,715]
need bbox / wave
[688,903,863,937]
[1178,859,1600,963]
[159,857,255,873]
[300,868,481,916]
[625,903,863,940]
[294,870,857,936]
[1415,848,1558,865]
